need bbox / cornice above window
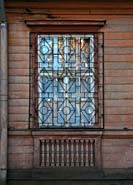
[25,20,106,26]
[25,20,106,32]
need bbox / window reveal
[32,34,102,128]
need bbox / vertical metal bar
[37,35,42,127]
[65,37,69,127]
[90,35,95,126]
[79,38,81,127]
[49,36,54,126]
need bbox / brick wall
[102,138,133,168]
[8,137,33,168]
[4,1,133,171]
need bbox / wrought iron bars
[30,33,104,128]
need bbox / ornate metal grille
[30,33,104,128]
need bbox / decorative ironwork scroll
[30,33,104,128]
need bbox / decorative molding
[40,138,95,167]
[25,20,106,26]
[33,136,101,168]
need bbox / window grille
[30,33,104,128]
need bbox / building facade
[0,0,133,183]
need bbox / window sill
[8,129,133,138]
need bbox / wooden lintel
[25,20,106,26]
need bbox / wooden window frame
[28,20,105,130]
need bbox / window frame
[29,23,104,130]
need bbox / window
[30,33,104,129]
